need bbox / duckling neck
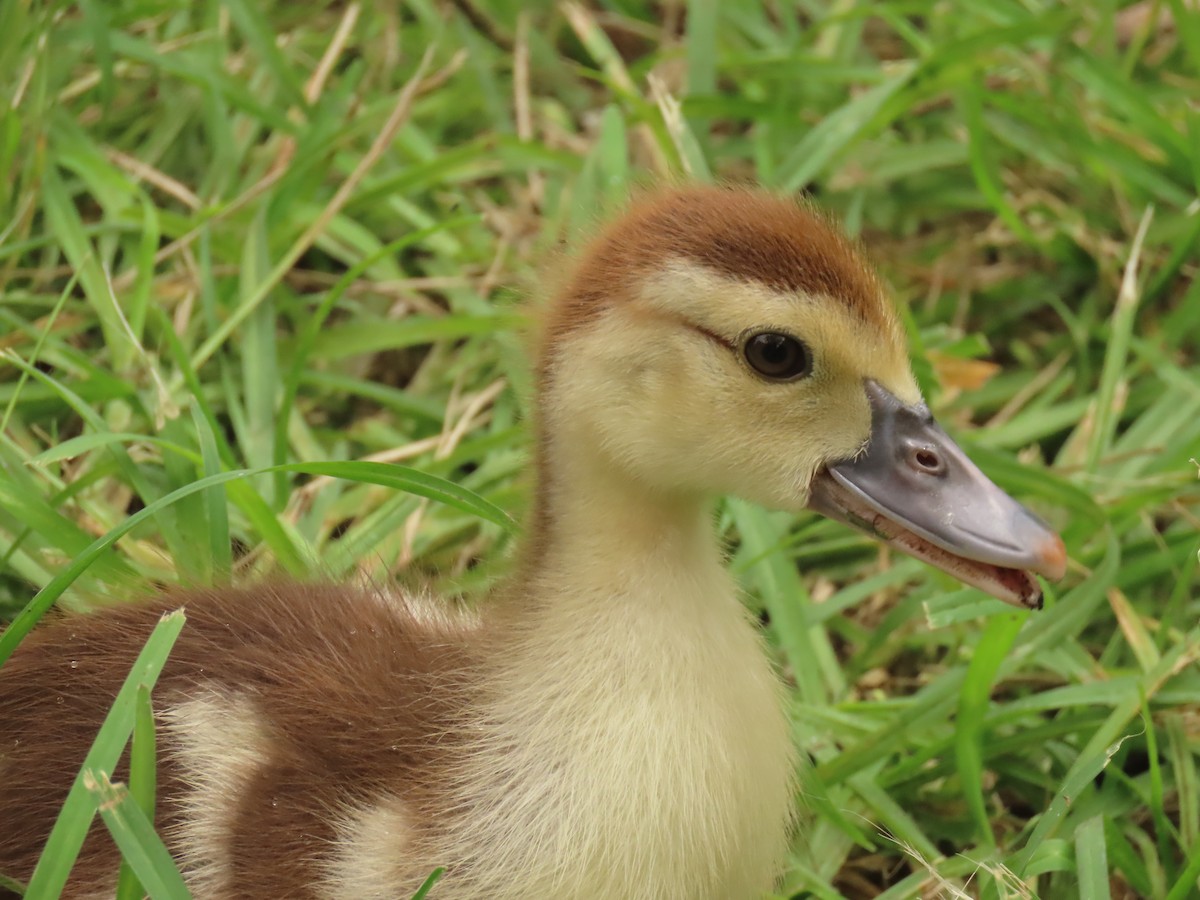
[458,437,795,898]
[527,440,717,595]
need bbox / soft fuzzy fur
[0,186,918,898]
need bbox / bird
[0,184,1067,900]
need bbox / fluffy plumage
[1,185,920,898]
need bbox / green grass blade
[22,611,186,900]
[113,684,158,900]
[38,166,132,371]
[1165,836,1200,900]
[1075,816,1111,900]
[409,867,444,900]
[221,0,305,106]
[89,773,191,900]
[730,500,843,704]
[29,433,199,467]
[282,461,513,530]
[956,610,1025,845]
[0,462,511,666]
[272,217,479,500]
[310,313,523,361]
[1086,206,1155,472]
[193,406,232,583]
[774,63,915,192]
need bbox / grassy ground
[0,0,1198,897]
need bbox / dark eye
[743,332,812,381]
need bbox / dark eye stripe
[684,321,736,351]
[744,332,812,381]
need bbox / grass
[0,0,1197,896]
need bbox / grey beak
[808,381,1066,609]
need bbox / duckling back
[0,583,477,898]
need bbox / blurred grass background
[0,0,1198,897]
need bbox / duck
[0,184,1067,900]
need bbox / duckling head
[538,185,1065,608]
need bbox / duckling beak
[807,381,1066,610]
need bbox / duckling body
[2,549,789,898]
[0,186,1064,898]
[1,584,472,898]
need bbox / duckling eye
[743,332,812,381]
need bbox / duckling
[0,185,1066,900]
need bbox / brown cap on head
[539,185,895,372]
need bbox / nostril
[912,448,943,474]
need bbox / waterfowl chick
[0,185,1066,899]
